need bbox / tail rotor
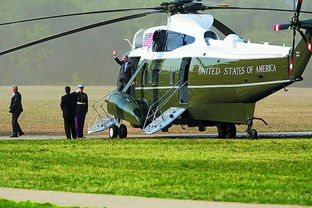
[274,0,312,74]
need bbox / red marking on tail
[289,59,294,74]
[307,42,312,53]
[274,24,280,31]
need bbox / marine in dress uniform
[74,84,88,138]
[60,86,76,139]
[9,85,24,138]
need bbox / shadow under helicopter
[124,132,312,139]
[0,132,311,140]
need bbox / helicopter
[0,0,311,139]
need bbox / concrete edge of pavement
[0,188,309,208]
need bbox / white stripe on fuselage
[135,80,291,90]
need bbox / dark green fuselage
[134,57,289,125]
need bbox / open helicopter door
[129,57,141,69]
[179,57,191,104]
[128,56,141,98]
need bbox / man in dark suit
[112,50,135,93]
[60,86,76,139]
[9,85,24,138]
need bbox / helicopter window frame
[152,30,195,52]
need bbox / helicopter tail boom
[292,27,312,78]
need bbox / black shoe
[19,132,24,136]
[10,135,18,138]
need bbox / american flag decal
[143,33,154,47]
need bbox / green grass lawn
[0,138,311,205]
[0,198,87,208]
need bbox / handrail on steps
[143,79,188,130]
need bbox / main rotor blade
[204,6,312,14]
[212,18,238,36]
[0,7,162,26]
[0,11,162,56]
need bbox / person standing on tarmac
[75,84,88,138]
[9,85,24,138]
[60,86,76,139]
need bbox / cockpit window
[152,30,195,52]
[204,31,219,45]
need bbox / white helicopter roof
[130,14,291,60]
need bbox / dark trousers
[64,117,76,139]
[75,113,86,138]
[118,82,125,92]
[118,82,130,94]
[11,112,22,136]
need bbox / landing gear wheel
[249,129,258,140]
[199,125,206,132]
[217,124,227,138]
[217,124,236,139]
[109,125,118,138]
[226,124,237,139]
[118,124,128,138]
[161,126,169,132]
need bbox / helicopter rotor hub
[161,0,205,14]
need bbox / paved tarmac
[0,188,308,208]
[0,132,312,140]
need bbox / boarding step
[88,115,117,134]
[142,107,186,135]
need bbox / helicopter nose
[106,91,144,127]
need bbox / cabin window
[169,70,175,85]
[133,29,146,49]
[149,68,160,85]
[204,31,219,45]
[141,69,148,86]
[152,30,195,52]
